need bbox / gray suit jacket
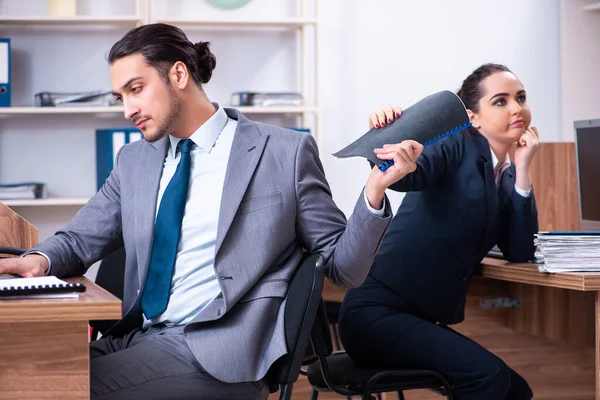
[34,108,392,383]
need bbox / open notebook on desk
[0,275,86,299]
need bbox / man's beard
[148,87,183,142]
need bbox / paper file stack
[535,232,600,272]
[0,182,47,200]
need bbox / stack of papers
[535,232,600,272]
[0,182,47,200]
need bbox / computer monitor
[574,119,600,231]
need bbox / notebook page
[0,276,68,289]
[0,276,79,299]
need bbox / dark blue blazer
[368,128,538,325]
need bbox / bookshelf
[152,17,317,28]
[0,105,317,115]
[0,0,319,241]
[1,198,90,207]
[0,15,144,26]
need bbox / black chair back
[311,300,335,359]
[90,246,126,339]
[95,246,126,299]
[267,253,325,400]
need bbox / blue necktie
[141,138,194,319]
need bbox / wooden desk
[0,276,121,400]
[480,257,600,400]
[481,257,600,291]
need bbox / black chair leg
[397,391,406,400]
[279,383,293,400]
[331,325,343,351]
[310,389,319,400]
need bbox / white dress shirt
[143,105,235,328]
[490,148,531,197]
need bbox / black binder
[333,90,471,171]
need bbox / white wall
[318,0,562,215]
[1,0,565,230]
[560,0,600,141]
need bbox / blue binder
[95,128,142,190]
[0,38,10,107]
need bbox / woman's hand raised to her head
[369,106,402,129]
[514,126,540,192]
[514,127,540,169]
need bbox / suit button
[471,248,476,255]
[457,272,468,281]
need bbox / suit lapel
[472,132,499,238]
[215,109,268,257]
[135,137,170,288]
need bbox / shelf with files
[0,106,317,115]
[0,0,149,26]
[2,198,90,207]
[0,0,319,241]
[149,0,321,145]
[151,17,317,28]
[0,15,145,26]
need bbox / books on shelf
[0,275,85,299]
[96,128,143,190]
[535,232,600,272]
[47,0,77,17]
[34,90,119,107]
[0,182,47,200]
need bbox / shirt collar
[490,147,511,179]
[168,103,228,158]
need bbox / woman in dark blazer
[338,63,540,400]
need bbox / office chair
[306,300,454,400]
[87,247,326,400]
[306,300,384,400]
[323,300,344,351]
[266,253,325,400]
[89,246,126,340]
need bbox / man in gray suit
[0,23,423,399]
